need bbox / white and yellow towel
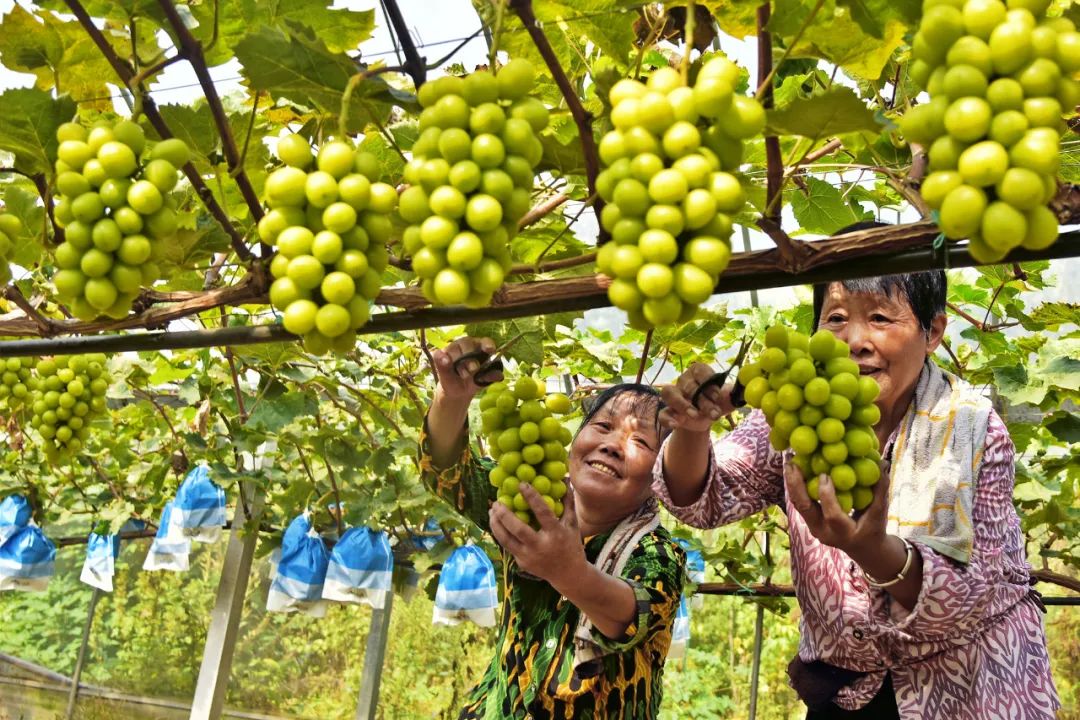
[887,360,992,564]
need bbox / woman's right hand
[659,362,735,433]
[432,336,501,403]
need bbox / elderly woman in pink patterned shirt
[655,240,1059,718]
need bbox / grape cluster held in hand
[739,326,883,513]
[478,375,573,526]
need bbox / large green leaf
[790,177,874,235]
[0,88,76,176]
[464,317,545,368]
[156,103,219,161]
[766,86,881,140]
[191,0,375,66]
[246,387,319,432]
[233,24,412,134]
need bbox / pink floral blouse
[652,409,1060,719]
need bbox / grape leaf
[1026,302,1080,330]
[156,103,218,161]
[190,0,375,66]
[234,23,414,135]
[358,128,405,184]
[2,184,45,270]
[835,0,920,38]
[0,88,76,176]
[464,316,545,368]
[475,0,636,82]
[1046,413,1080,443]
[246,387,319,432]
[698,0,761,39]
[789,177,874,235]
[0,5,121,111]
[766,86,881,140]
[769,0,907,80]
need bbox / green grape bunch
[0,357,35,417]
[595,57,765,329]
[260,136,398,356]
[477,375,574,525]
[26,354,111,461]
[52,119,189,320]
[0,211,24,285]
[902,0,1079,262]
[401,59,548,308]
[738,327,884,514]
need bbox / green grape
[25,353,111,456]
[596,57,759,327]
[51,120,187,320]
[399,62,548,308]
[476,372,575,524]
[908,1,1063,254]
[264,138,396,353]
[744,324,884,509]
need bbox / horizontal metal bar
[2,230,1078,356]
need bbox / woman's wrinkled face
[818,283,945,422]
[568,393,661,519]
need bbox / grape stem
[755,3,804,270]
[3,286,55,335]
[753,0,826,102]
[680,0,696,83]
[635,330,654,384]
[154,0,268,251]
[509,0,606,240]
[60,0,255,262]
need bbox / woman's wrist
[848,534,908,581]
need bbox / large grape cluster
[0,357,34,417]
[52,119,188,320]
[401,59,547,308]
[595,58,764,329]
[903,0,1079,262]
[27,354,111,460]
[477,376,573,525]
[0,212,23,285]
[739,327,883,513]
[261,136,398,355]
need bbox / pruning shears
[451,332,528,387]
[690,335,752,411]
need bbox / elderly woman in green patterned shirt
[421,336,686,720]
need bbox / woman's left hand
[488,484,585,585]
[783,462,891,557]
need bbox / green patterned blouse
[419,425,685,720]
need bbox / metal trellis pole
[355,590,395,720]
[189,441,275,720]
[64,587,102,720]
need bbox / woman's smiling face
[567,392,662,521]
[817,283,946,425]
